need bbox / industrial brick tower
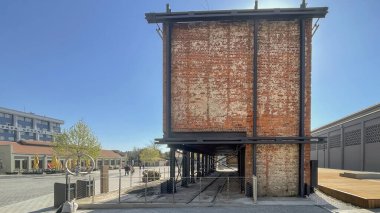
[147,1,327,197]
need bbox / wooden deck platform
[318,168,380,208]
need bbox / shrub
[142,170,161,182]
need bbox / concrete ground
[1,168,380,213]
[0,166,170,213]
[79,206,329,213]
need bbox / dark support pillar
[182,151,189,187]
[196,153,200,178]
[190,152,195,183]
[164,4,172,138]
[237,150,241,176]
[298,18,306,197]
[211,156,214,172]
[202,154,205,177]
[169,147,176,193]
[170,148,175,179]
[205,155,208,175]
[253,19,259,177]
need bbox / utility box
[54,183,76,208]
[310,160,318,192]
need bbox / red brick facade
[163,19,312,197]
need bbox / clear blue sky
[1,0,379,151]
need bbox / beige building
[0,140,125,174]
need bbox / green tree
[139,147,161,163]
[53,120,101,163]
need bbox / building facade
[0,107,63,142]
[0,140,125,174]
[147,3,327,197]
[311,104,380,172]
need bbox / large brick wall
[255,20,301,196]
[169,21,253,132]
[164,19,312,197]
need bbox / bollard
[253,176,257,203]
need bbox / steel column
[253,19,259,177]
[298,18,305,197]
[169,148,175,178]
[182,151,188,187]
[165,20,172,137]
[202,154,205,177]
[196,153,200,178]
[190,152,195,183]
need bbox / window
[0,136,5,140]
[4,114,11,119]
[15,160,20,169]
[25,118,32,123]
[0,113,4,117]
[0,129,3,133]
[8,136,15,141]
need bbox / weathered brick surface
[163,18,313,197]
[170,22,253,132]
[255,20,301,196]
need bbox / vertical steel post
[253,19,259,177]
[170,148,175,179]
[67,176,71,201]
[190,152,195,183]
[196,153,200,178]
[92,176,95,204]
[165,8,172,138]
[299,18,306,197]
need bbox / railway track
[187,172,233,204]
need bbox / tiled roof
[100,150,123,158]
[0,141,123,158]
[0,141,53,155]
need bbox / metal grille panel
[311,144,317,151]
[365,124,380,144]
[329,134,341,148]
[317,143,326,150]
[344,129,361,146]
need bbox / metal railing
[69,167,257,205]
